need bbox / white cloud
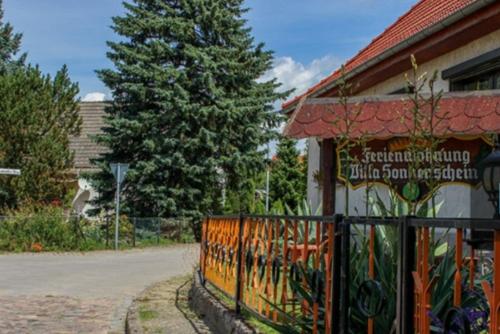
[261,55,343,97]
[82,92,107,102]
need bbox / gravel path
[0,245,199,333]
[129,275,211,334]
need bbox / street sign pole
[115,164,121,250]
[265,142,270,214]
[110,163,129,251]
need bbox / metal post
[265,142,270,213]
[199,217,210,287]
[105,216,110,248]
[115,164,121,250]
[331,214,343,334]
[235,214,245,314]
[132,217,136,247]
[397,216,415,334]
[265,169,270,213]
[74,214,80,248]
[157,217,161,244]
[340,220,351,333]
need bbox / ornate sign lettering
[337,137,492,201]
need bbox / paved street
[0,245,198,333]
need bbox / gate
[199,215,500,333]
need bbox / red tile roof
[284,92,500,139]
[282,0,477,110]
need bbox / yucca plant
[259,250,330,334]
[250,198,489,333]
[349,224,398,333]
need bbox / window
[443,47,500,92]
[389,86,414,95]
[450,69,500,92]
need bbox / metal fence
[0,215,194,251]
[199,214,500,334]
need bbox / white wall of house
[306,28,500,218]
[361,29,500,96]
[72,178,99,217]
[307,138,322,213]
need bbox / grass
[139,307,159,321]
[135,275,211,334]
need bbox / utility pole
[265,143,270,213]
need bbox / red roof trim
[282,0,485,111]
[284,91,500,139]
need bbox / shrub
[0,205,78,252]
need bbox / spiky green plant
[247,199,488,333]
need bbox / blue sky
[4,0,416,101]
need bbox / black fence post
[235,214,245,315]
[340,218,351,334]
[74,214,80,249]
[132,217,136,247]
[199,217,209,287]
[331,214,343,334]
[397,216,415,334]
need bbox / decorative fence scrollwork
[199,215,500,333]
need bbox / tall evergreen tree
[91,0,286,228]
[269,137,307,210]
[0,65,81,209]
[0,0,25,72]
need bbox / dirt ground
[133,275,212,334]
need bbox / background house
[69,102,107,215]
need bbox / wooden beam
[321,139,336,215]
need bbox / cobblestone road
[0,245,198,333]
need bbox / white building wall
[306,28,500,218]
[360,29,500,96]
[307,138,322,214]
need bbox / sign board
[0,168,21,176]
[110,163,129,185]
[337,137,492,201]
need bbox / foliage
[257,200,489,334]
[0,204,195,252]
[89,0,287,238]
[269,137,307,211]
[223,171,267,214]
[0,205,80,251]
[402,55,446,215]
[331,65,365,216]
[369,189,444,218]
[0,65,81,211]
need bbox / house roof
[282,0,484,111]
[284,91,500,139]
[69,102,108,173]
